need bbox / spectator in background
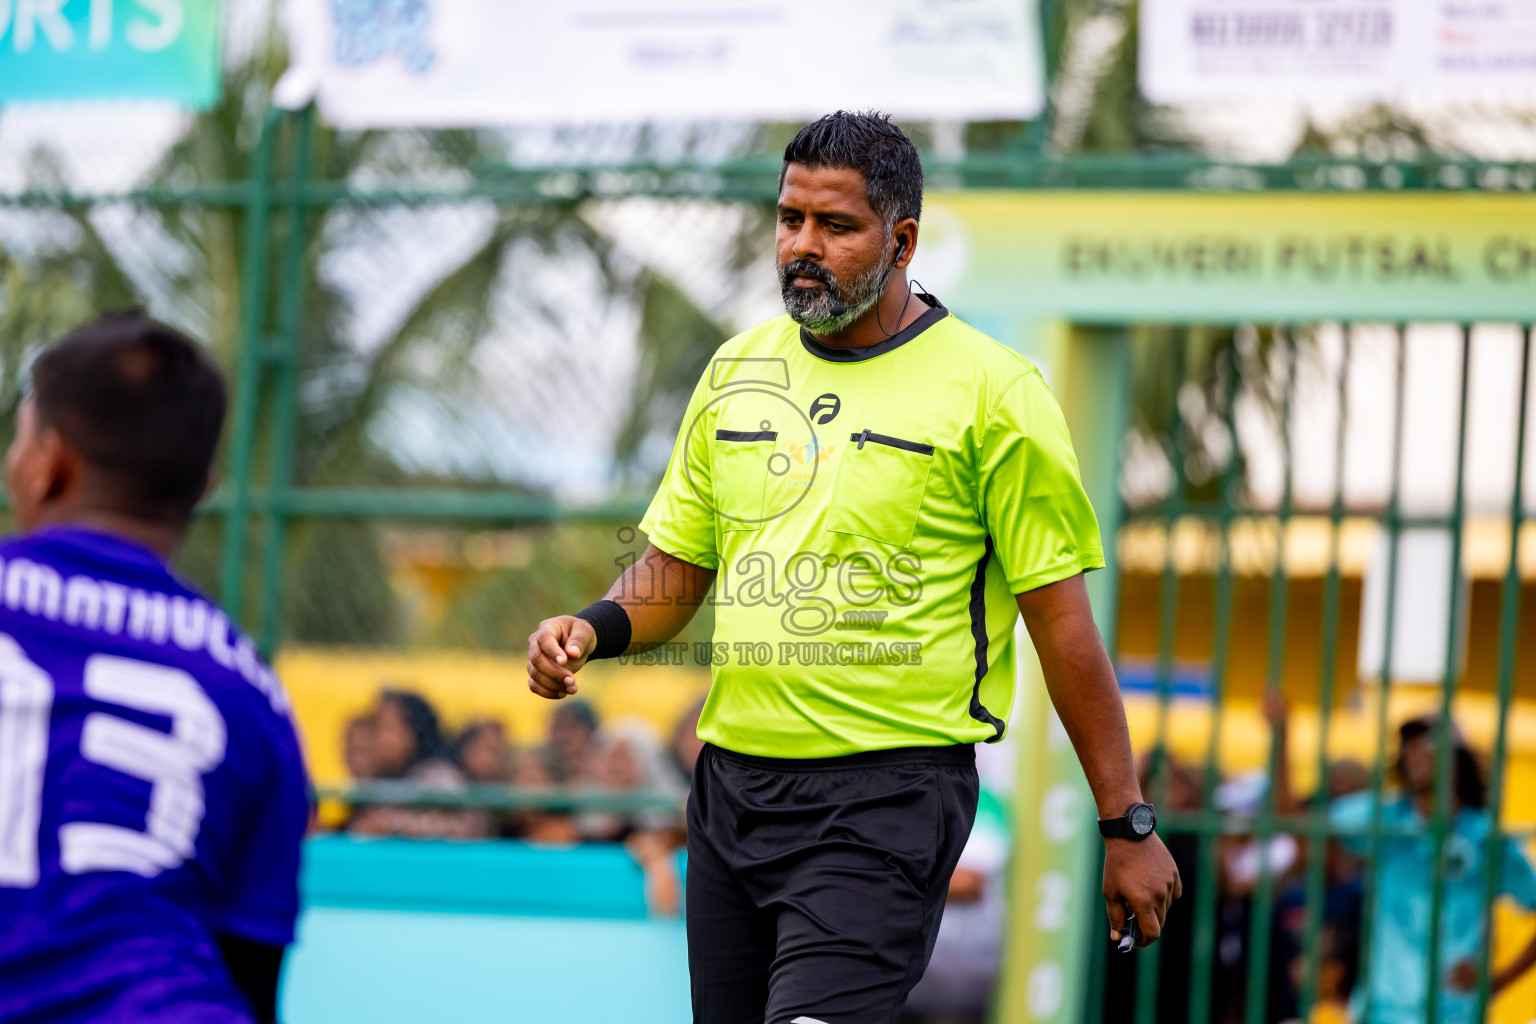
[1102,751,1204,1024]
[587,717,690,916]
[579,718,683,842]
[897,786,1011,1024]
[618,701,706,917]
[514,700,601,843]
[453,719,517,838]
[347,689,491,840]
[1327,714,1536,1024]
[372,688,452,779]
[518,700,600,785]
[669,697,706,785]
[1268,755,1368,1024]
[455,720,512,783]
[343,712,381,782]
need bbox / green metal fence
[1096,322,1535,1024]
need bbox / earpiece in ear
[894,239,907,262]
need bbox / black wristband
[573,599,632,660]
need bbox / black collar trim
[798,292,948,363]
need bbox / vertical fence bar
[1134,335,1188,1024]
[1021,0,1062,156]
[256,105,316,657]
[1424,324,1475,1024]
[1471,325,1531,1021]
[1297,324,1353,1019]
[1356,324,1410,1024]
[1244,326,1298,1024]
[1186,341,1242,1024]
[1084,325,1136,1024]
[219,108,281,623]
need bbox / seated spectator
[581,717,685,842]
[451,719,519,838]
[517,700,600,785]
[513,701,601,844]
[455,720,512,783]
[344,712,381,781]
[371,688,451,779]
[668,697,706,783]
[347,689,492,840]
[595,713,693,918]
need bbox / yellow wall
[275,646,711,786]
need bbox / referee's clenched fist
[530,111,1179,1024]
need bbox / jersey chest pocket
[827,429,935,550]
[713,428,777,531]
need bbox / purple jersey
[0,527,310,1023]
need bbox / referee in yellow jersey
[529,111,1181,1024]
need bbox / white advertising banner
[1140,0,1536,104]
[276,0,1046,127]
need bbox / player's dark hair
[30,310,227,525]
[780,111,923,227]
[1395,717,1486,810]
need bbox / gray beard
[780,255,892,335]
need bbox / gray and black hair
[780,111,924,227]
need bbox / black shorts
[685,742,980,1024]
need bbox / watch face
[1130,804,1155,836]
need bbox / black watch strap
[1098,802,1156,841]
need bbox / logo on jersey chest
[808,393,841,425]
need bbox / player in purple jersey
[0,312,310,1024]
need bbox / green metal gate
[1089,322,1535,1024]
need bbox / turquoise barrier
[282,836,690,1024]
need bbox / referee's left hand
[1102,834,1181,948]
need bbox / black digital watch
[1098,801,1157,841]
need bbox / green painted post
[256,105,316,657]
[1134,335,1188,1024]
[1471,326,1532,1021]
[1356,325,1411,1024]
[1244,327,1299,1024]
[1186,344,1242,1024]
[1073,325,1134,1024]
[997,323,1131,1024]
[1424,326,1475,1024]
[1298,327,1353,1019]
[219,108,280,623]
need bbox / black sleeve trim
[968,535,1006,742]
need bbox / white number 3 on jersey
[0,634,227,886]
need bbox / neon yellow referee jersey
[638,293,1105,758]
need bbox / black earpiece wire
[874,238,915,341]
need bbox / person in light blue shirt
[1331,715,1536,1024]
